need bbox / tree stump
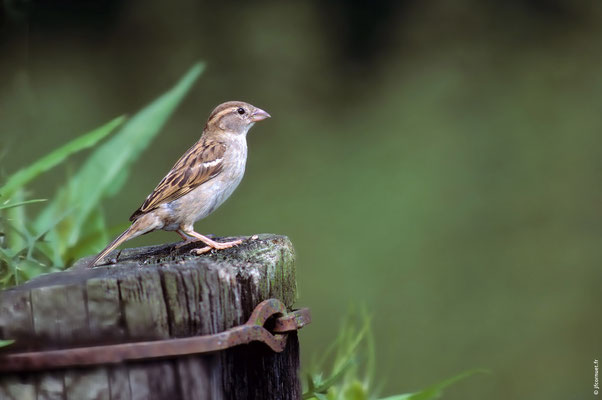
[0,234,301,400]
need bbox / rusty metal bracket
[0,299,310,372]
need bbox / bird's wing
[130,138,226,221]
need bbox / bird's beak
[250,108,271,122]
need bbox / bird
[86,101,270,268]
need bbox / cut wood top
[0,234,297,353]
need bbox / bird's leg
[174,230,196,249]
[181,229,243,255]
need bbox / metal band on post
[0,299,311,372]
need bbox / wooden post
[0,234,300,400]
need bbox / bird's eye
[237,107,246,115]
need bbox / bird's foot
[192,246,212,255]
[190,238,244,255]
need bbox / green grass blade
[378,369,489,400]
[309,358,355,397]
[0,116,125,199]
[64,206,108,262]
[34,62,205,257]
[3,189,28,253]
[0,247,13,263]
[25,207,73,266]
[0,199,46,211]
[377,394,413,400]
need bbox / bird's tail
[86,226,136,268]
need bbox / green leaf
[0,198,46,211]
[378,369,488,400]
[307,373,316,392]
[25,208,74,266]
[317,357,356,393]
[64,207,109,262]
[377,395,413,400]
[303,358,356,399]
[0,116,125,199]
[0,247,13,263]
[13,258,49,285]
[105,168,130,198]
[4,189,28,253]
[0,339,14,348]
[377,394,414,400]
[343,381,368,400]
[34,62,205,260]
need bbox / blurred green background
[1,1,601,398]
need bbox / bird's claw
[189,239,243,255]
[217,239,243,249]
[191,246,212,255]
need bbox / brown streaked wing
[129,138,226,221]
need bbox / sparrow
[86,101,270,268]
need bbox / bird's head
[205,101,271,136]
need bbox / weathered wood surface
[0,234,300,400]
